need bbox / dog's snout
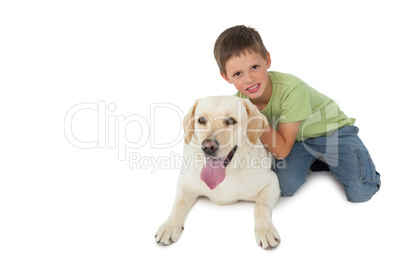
[202,139,219,155]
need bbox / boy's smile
[246,83,261,93]
[221,50,272,110]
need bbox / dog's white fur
[155,96,281,250]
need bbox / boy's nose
[245,72,254,84]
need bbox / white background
[1,0,401,267]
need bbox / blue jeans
[274,126,381,203]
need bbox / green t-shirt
[235,71,355,141]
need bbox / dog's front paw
[255,225,281,250]
[155,222,184,246]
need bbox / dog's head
[183,96,267,149]
[182,96,268,189]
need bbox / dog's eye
[198,117,207,125]
[226,117,237,125]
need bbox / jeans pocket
[351,125,359,134]
[356,148,380,185]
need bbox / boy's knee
[276,167,308,197]
[347,192,376,203]
[279,179,304,197]
[345,178,381,203]
[280,189,296,197]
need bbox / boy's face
[221,51,271,102]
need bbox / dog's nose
[202,139,219,155]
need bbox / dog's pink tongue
[200,158,226,190]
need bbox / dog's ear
[183,100,199,144]
[242,99,268,145]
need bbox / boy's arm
[259,121,300,159]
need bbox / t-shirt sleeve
[279,84,312,123]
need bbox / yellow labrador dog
[155,96,281,250]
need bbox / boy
[214,25,380,203]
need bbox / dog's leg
[254,181,281,250]
[155,183,198,246]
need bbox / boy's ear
[220,72,232,84]
[265,51,272,69]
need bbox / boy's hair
[214,25,268,76]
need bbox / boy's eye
[233,72,241,77]
[225,117,237,125]
[252,65,259,70]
